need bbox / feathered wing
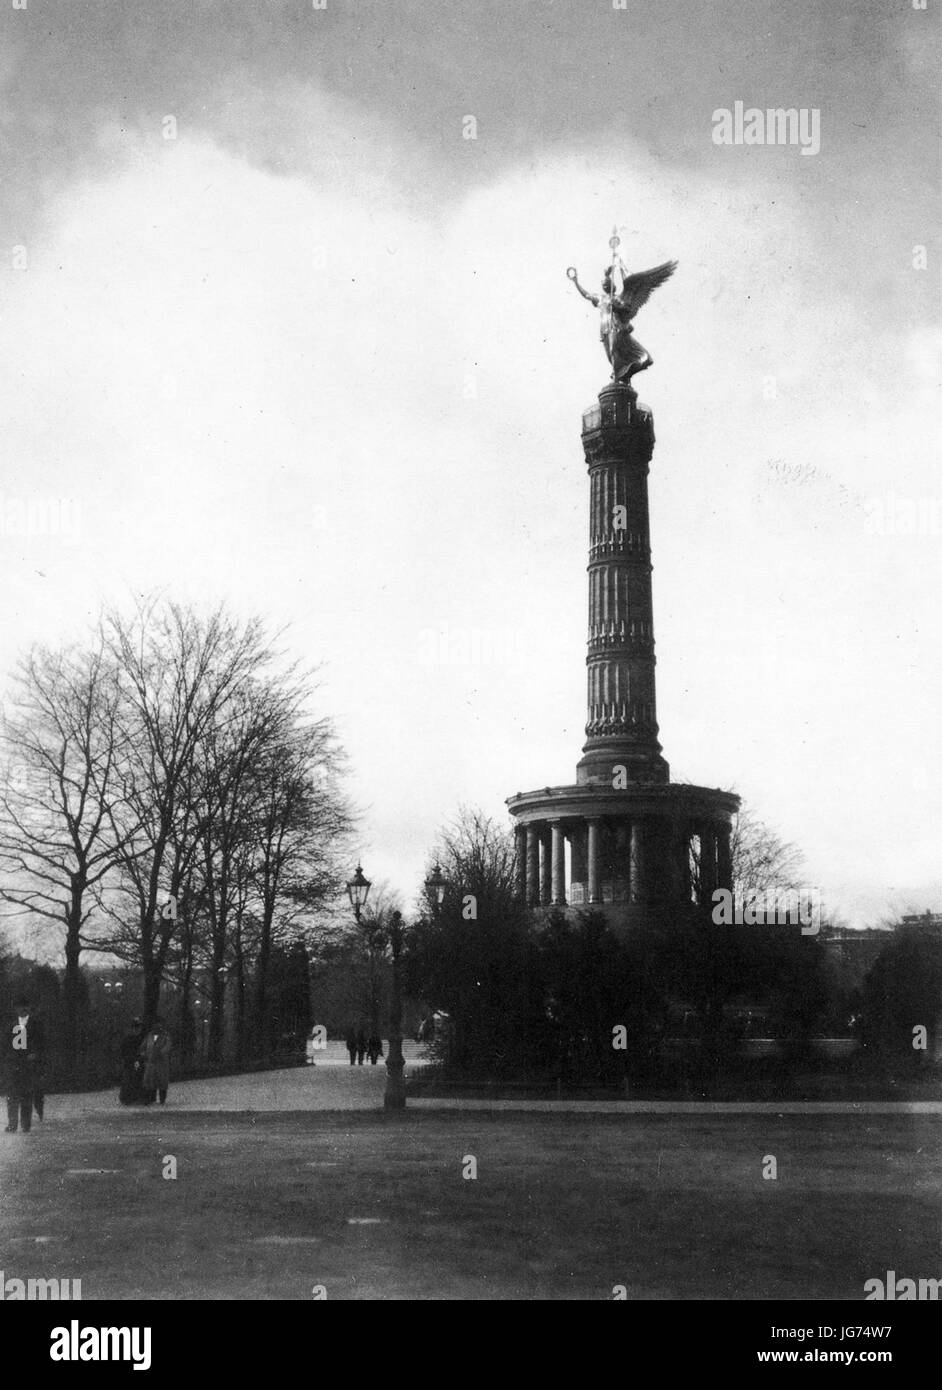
[617,260,678,318]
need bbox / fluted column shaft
[514,826,527,901]
[672,821,691,903]
[550,822,566,905]
[716,825,733,893]
[526,826,539,907]
[700,826,717,905]
[539,826,552,906]
[587,819,601,904]
[629,820,646,904]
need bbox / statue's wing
[618,260,678,317]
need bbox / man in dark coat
[4,995,46,1134]
[140,1018,172,1106]
[345,1025,358,1066]
[119,1017,145,1105]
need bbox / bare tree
[192,680,297,1061]
[431,806,518,909]
[0,597,354,1069]
[100,600,272,1024]
[729,805,805,900]
[0,640,134,1054]
[248,718,353,1053]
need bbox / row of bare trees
[0,600,353,1063]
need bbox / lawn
[1,1109,938,1300]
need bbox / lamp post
[383,864,449,1112]
[347,862,374,1056]
[426,863,447,914]
[346,863,371,923]
[384,910,407,1110]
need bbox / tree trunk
[62,907,83,1078]
[142,966,162,1030]
[233,927,246,1063]
[209,963,226,1064]
[178,958,195,1065]
[253,901,274,1057]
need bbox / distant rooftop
[900,910,942,929]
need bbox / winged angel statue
[567,233,677,384]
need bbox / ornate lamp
[346,863,371,921]
[425,863,447,909]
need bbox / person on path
[140,1018,172,1105]
[119,1017,146,1105]
[3,995,46,1134]
[345,1025,358,1065]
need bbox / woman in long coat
[140,1020,172,1105]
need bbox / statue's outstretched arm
[566,267,599,306]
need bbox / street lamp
[384,910,407,1110]
[384,865,450,1111]
[426,863,447,911]
[346,863,371,922]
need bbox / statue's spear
[606,225,623,370]
[608,225,622,290]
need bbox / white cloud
[0,121,937,925]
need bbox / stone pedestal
[508,781,738,933]
[507,378,740,933]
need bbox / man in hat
[4,995,46,1134]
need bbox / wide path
[47,1042,427,1118]
[39,1043,942,1118]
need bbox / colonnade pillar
[671,821,691,903]
[539,827,552,906]
[587,818,601,904]
[700,825,717,904]
[526,826,540,907]
[550,821,566,905]
[716,824,733,893]
[629,820,646,905]
[514,826,527,901]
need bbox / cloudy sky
[0,0,938,930]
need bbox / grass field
[2,1108,939,1300]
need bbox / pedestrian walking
[3,995,46,1134]
[119,1017,146,1105]
[140,1018,172,1105]
[367,1033,383,1065]
[355,1026,367,1065]
[345,1025,358,1065]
